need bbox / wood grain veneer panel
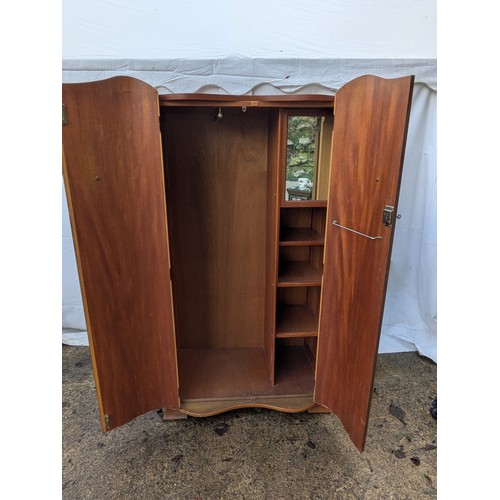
[178,346,314,401]
[277,261,322,287]
[276,287,309,306]
[180,396,315,416]
[159,94,334,109]
[264,109,281,383]
[280,207,314,229]
[62,77,180,431]
[316,115,334,200]
[279,227,324,246]
[275,305,318,337]
[163,107,269,349]
[314,75,414,451]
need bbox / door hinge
[62,103,67,126]
[104,414,111,430]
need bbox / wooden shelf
[276,305,318,338]
[279,227,324,246]
[277,261,322,287]
[281,200,327,208]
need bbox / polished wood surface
[180,396,315,416]
[280,200,327,208]
[160,94,334,109]
[265,110,281,383]
[178,346,314,402]
[275,305,318,337]
[279,227,324,246]
[62,77,180,431]
[314,75,414,451]
[277,286,309,307]
[163,107,269,349]
[63,75,414,452]
[280,207,314,230]
[316,115,334,200]
[280,207,326,245]
[277,261,322,287]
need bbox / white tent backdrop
[62,0,437,361]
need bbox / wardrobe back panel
[163,108,269,349]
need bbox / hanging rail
[331,220,383,240]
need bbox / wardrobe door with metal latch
[314,75,414,451]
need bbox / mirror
[284,114,332,202]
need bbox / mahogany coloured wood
[62,76,415,452]
[180,397,315,417]
[178,346,314,402]
[279,227,324,246]
[275,305,318,337]
[62,77,180,431]
[276,287,309,307]
[162,107,268,349]
[316,115,334,200]
[265,110,282,383]
[159,93,334,109]
[277,261,322,287]
[314,75,414,451]
[280,200,327,208]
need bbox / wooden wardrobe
[62,74,414,451]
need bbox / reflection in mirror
[285,114,332,202]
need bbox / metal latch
[383,205,395,227]
[383,205,401,227]
[104,414,111,430]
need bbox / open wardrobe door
[62,77,179,431]
[314,75,414,451]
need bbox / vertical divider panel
[316,116,334,201]
[264,109,282,384]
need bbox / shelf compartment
[276,305,318,338]
[280,200,327,209]
[178,346,314,402]
[279,227,324,246]
[277,261,322,287]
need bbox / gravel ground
[62,346,437,499]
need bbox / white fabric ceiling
[62,0,436,94]
[62,0,437,362]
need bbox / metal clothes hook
[214,107,223,122]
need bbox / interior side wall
[162,107,269,349]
